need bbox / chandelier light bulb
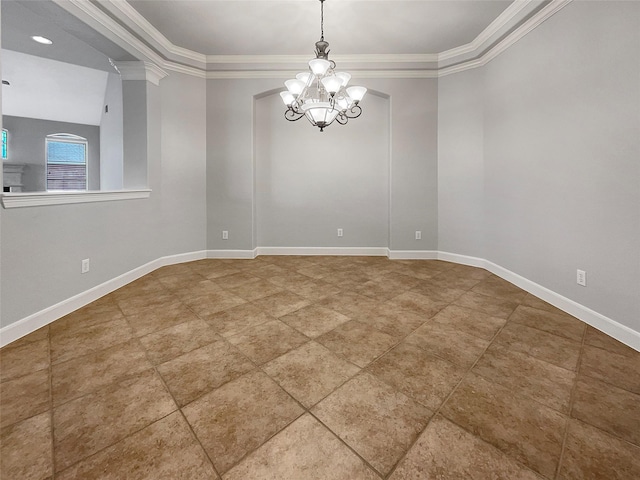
[296,72,312,84]
[346,86,367,103]
[321,76,343,95]
[335,72,351,87]
[285,79,305,95]
[309,58,331,76]
[280,91,295,106]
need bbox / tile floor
[1,256,639,479]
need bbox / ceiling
[128,0,514,56]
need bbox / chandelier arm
[335,113,349,125]
[344,104,363,119]
[284,108,305,122]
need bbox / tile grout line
[384,303,540,479]
[553,324,588,479]
[48,327,57,480]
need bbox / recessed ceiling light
[31,35,53,45]
[2,80,10,86]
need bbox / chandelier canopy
[281,0,367,132]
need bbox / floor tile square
[226,320,308,365]
[316,291,381,317]
[493,321,581,371]
[182,370,303,474]
[584,326,637,357]
[387,291,448,318]
[405,321,489,368]
[410,279,466,303]
[224,414,379,480]
[431,304,506,340]
[263,342,360,408]
[280,305,350,338]
[53,369,176,471]
[312,372,432,476]
[368,342,464,410]
[572,376,640,446]
[49,301,124,336]
[250,291,310,318]
[473,344,575,413]
[0,338,49,383]
[471,275,528,302]
[510,305,585,342]
[0,369,50,429]
[558,419,640,480]
[56,412,216,480]
[158,340,255,407]
[1,412,52,480]
[354,302,426,339]
[440,373,566,478]
[183,290,247,318]
[125,301,199,337]
[453,291,519,319]
[205,303,274,338]
[52,339,151,406]
[139,318,218,364]
[50,317,133,364]
[316,320,398,368]
[579,344,640,394]
[224,278,284,301]
[390,415,540,480]
[284,279,343,301]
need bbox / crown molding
[52,0,573,80]
[114,61,168,85]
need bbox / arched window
[46,133,87,191]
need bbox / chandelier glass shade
[281,0,367,132]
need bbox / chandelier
[280,0,367,132]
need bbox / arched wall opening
[253,88,391,249]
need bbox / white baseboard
[207,249,257,259]
[2,248,638,352]
[0,250,207,348]
[388,250,438,260]
[256,247,389,256]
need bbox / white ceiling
[128,0,514,56]
[1,49,109,126]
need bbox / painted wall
[100,72,124,190]
[206,77,438,252]
[0,72,207,327]
[255,90,390,248]
[2,115,100,191]
[437,1,640,333]
[437,67,485,258]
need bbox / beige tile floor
[1,256,639,479]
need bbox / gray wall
[1,71,207,327]
[255,90,390,247]
[437,0,640,332]
[100,72,124,190]
[206,77,439,251]
[2,115,100,191]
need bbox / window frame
[45,133,88,192]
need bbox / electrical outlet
[81,258,90,274]
[577,269,586,286]
[337,228,343,237]
[415,230,422,240]
[222,230,228,240]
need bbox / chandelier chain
[320,0,324,41]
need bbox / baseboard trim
[256,247,389,256]
[388,250,439,260]
[2,248,637,351]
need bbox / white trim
[1,189,151,209]
[0,250,207,347]
[114,61,168,86]
[206,249,257,259]
[53,0,572,80]
[255,247,389,257]
[2,247,637,352]
[388,250,439,260]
